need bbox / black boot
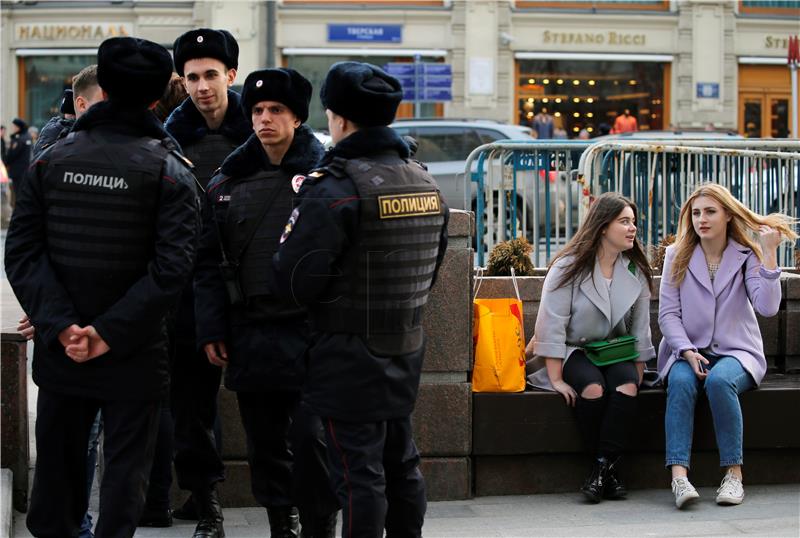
[138,505,173,527]
[603,456,628,500]
[192,487,225,538]
[300,511,337,538]
[267,506,301,538]
[581,457,608,503]
[173,494,199,520]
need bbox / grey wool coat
[527,254,655,389]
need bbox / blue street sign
[424,76,452,88]
[383,62,453,102]
[696,82,720,99]
[384,63,416,76]
[424,88,452,101]
[423,64,452,76]
[328,24,402,43]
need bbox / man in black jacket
[195,68,337,538]
[267,62,449,538]
[5,117,33,207]
[164,28,251,537]
[4,36,199,538]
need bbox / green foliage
[486,238,535,276]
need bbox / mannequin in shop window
[533,108,555,139]
[553,114,567,140]
[613,109,638,134]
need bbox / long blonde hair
[670,183,798,285]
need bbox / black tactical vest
[312,155,445,356]
[184,134,238,189]
[42,130,169,282]
[223,168,302,319]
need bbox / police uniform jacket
[32,116,75,161]
[165,90,251,346]
[5,127,33,182]
[267,126,449,422]
[4,101,200,401]
[194,125,325,392]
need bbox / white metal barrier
[578,140,800,267]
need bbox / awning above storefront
[514,52,673,62]
[282,47,448,57]
[738,56,787,65]
[15,48,98,56]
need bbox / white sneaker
[716,470,745,505]
[671,477,700,508]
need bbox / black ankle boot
[192,487,224,538]
[300,511,337,538]
[603,456,628,499]
[267,506,301,538]
[581,457,608,503]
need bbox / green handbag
[584,335,639,366]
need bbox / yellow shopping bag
[471,270,526,393]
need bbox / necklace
[707,262,720,280]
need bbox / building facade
[2,0,798,137]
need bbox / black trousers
[324,416,426,538]
[144,399,174,510]
[170,341,225,491]
[563,351,640,458]
[236,391,298,508]
[27,389,160,538]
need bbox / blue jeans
[665,356,755,469]
[79,411,103,538]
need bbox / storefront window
[20,54,95,129]
[286,55,442,131]
[516,59,665,138]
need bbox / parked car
[390,119,577,239]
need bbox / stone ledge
[413,383,471,456]
[420,457,471,501]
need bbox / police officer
[266,62,449,538]
[4,36,199,538]
[195,67,338,538]
[164,28,250,537]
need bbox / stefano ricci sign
[15,23,133,42]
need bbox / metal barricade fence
[579,140,800,267]
[464,139,800,268]
[463,140,592,266]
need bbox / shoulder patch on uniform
[291,174,306,193]
[280,207,300,244]
[170,150,194,170]
[378,192,442,219]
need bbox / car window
[475,128,509,145]
[412,127,474,163]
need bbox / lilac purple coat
[657,240,782,385]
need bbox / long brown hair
[548,192,653,291]
[669,183,798,285]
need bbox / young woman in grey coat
[529,192,655,502]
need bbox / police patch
[280,208,300,244]
[217,194,230,203]
[291,174,306,193]
[378,192,441,219]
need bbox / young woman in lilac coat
[657,183,797,509]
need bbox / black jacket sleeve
[268,177,357,305]
[4,159,81,348]
[193,181,231,348]
[32,117,72,161]
[90,156,200,353]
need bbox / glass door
[740,93,764,138]
[768,97,790,138]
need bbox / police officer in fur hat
[195,67,339,538]
[164,28,251,537]
[4,36,199,538]
[265,61,449,537]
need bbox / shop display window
[20,54,95,129]
[516,59,666,138]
